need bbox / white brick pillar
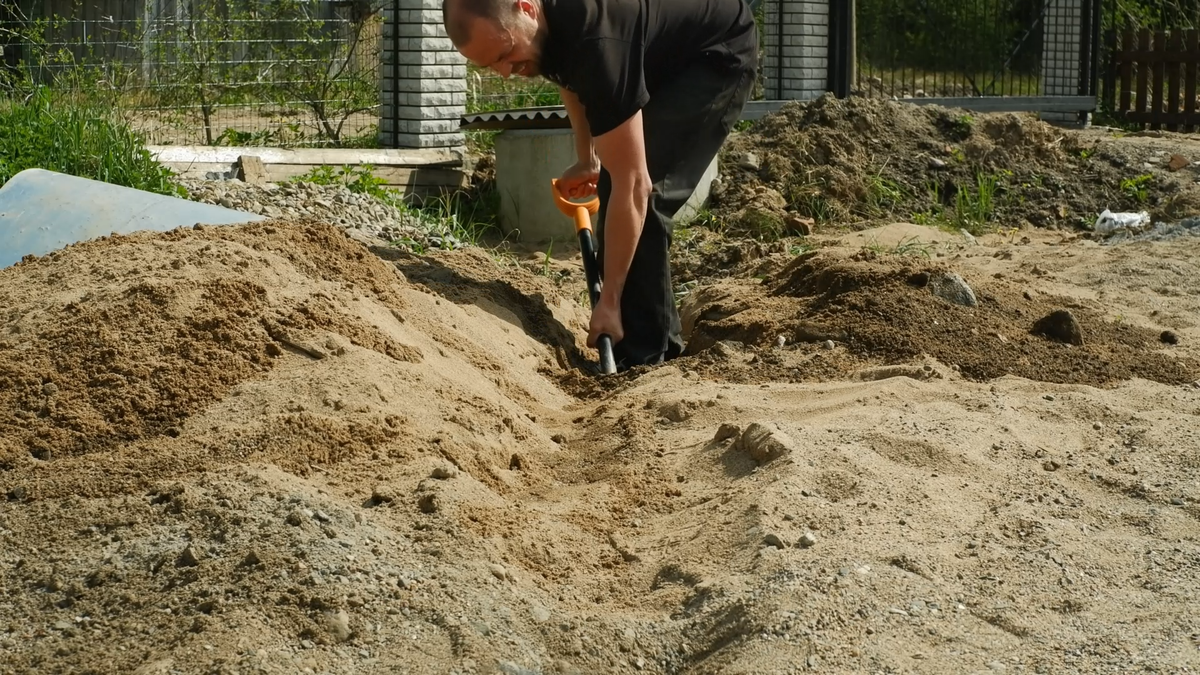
[1040,0,1085,124]
[379,0,467,148]
[760,0,830,100]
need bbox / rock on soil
[737,422,796,463]
[1032,309,1085,346]
[714,422,742,443]
[928,272,978,307]
[678,247,1197,386]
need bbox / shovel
[551,178,617,375]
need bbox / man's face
[457,0,543,78]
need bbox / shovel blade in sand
[0,168,265,269]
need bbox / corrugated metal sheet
[458,97,1098,131]
[459,106,572,131]
[459,101,795,131]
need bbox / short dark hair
[443,0,512,46]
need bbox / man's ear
[515,0,537,20]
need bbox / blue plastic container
[0,168,265,269]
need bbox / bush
[0,87,185,197]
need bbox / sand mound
[0,221,418,465]
[679,245,1198,386]
[1,216,1199,674]
[711,95,1199,233]
[0,219,586,494]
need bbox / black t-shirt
[539,0,757,138]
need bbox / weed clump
[0,87,184,196]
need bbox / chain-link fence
[465,64,561,114]
[2,0,381,147]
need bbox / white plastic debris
[1094,209,1150,234]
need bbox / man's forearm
[599,174,650,304]
[559,88,597,166]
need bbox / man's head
[443,0,547,78]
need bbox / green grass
[292,163,397,205]
[953,171,1001,234]
[863,235,934,258]
[466,66,562,114]
[1120,173,1154,204]
[862,171,907,217]
[911,170,1008,235]
[0,87,185,196]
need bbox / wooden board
[1120,29,1134,115]
[1186,30,1199,133]
[163,162,467,191]
[149,145,469,197]
[1136,29,1151,121]
[1112,28,1200,131]
[1166,31,1182,132]
[148,146,464,168]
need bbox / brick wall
[379,0,467,149]
[1040,0,1085,124]
[760,0,829,100]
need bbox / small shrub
[292,163,396,204]
[1120,173,1153,204]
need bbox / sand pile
[1,214,1199,674]
[710,95,1200,234]
[0,219,585,494]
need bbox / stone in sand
[713,423,742,443]
[325,609,352,642]
[431,465,458,480]
[737,422,796,464]
[1032,309,1083,346]
[928,272,977,307]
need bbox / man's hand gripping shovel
[550,179,617,375]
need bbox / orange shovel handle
[550,179,599,234]
[550,178,616,375]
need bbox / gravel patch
[180,178,469,251]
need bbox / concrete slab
[494,128,718,243]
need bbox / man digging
[442,0,758,371]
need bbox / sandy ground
[1,197,1198,675]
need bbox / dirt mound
[0,219,587,493]
[679,246,1198,387]
[0,221,419,468]
[1,215,1199,674]
[711,95,1198,234]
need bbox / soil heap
[1,186,1199,673]
[710,95,1200,236]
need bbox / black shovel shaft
[577,226,617,375]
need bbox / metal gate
[850,0,1102,118]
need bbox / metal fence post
[827,0,853,97]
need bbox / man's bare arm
[559,87,597,168]
[592,110,652,307]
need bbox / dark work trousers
[595,56,756,371]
